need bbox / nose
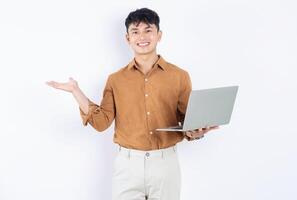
[139,32,145,40]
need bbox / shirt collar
[127,55,168,71]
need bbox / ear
[157,30,162,42]
[125,33,130,44]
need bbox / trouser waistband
[118,145,177,159]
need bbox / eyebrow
[129,25,153,31]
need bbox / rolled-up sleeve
[79,75,115,132]
[79,99,99,125]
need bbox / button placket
[144,76,154,143]
[144,76,151,130]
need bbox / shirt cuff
[79,99,98,126]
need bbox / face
[126,22,162,56]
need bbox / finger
[201,126,208,131]
[187,132,194,138]
[45,81,53,85]
[185,131,193,137]
[49,81,64,89]
[198,128,202,132]
[46,81,56,87]
[193,132,204,138]
[185,131,192,137]
[210,126,219,130]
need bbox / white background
[0,0,296,199]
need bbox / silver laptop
[155,86,239,132]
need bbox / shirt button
[149,131,153,134]
[145,94,148,97]
[145,152,150,157]
[147,111,150,115]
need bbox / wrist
[71,84,80,94]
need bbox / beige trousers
[111,145,181,200]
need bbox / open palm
[46,77,78,93]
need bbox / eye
[146,29,152,32]
[132,31,138,34]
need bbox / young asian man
[46,7,219,200]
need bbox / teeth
[138,42,149,47]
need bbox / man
[46,8,218,200]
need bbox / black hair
[125,8,160,32]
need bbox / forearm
[72,86,89,115]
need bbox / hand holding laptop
[184,126,219,140]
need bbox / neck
[134,52,159,74]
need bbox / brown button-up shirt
[80,55,193,150]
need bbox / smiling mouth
[137,42,150,47]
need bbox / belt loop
[128,149,131,159]
[162,151,164,159]
[119,145,121,152]
[173,146,176,153]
